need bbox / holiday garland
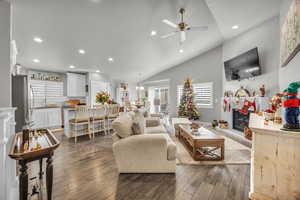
[178,78,200,120]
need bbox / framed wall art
[281,0,300,67]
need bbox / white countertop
[249,113,300,138]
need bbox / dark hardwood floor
[31,131,250,200]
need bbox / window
[177,85,183,106]
[177,82,213,108]
[193,82,213,108]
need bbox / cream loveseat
[112,111,176,173]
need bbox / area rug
[174,134,251,166]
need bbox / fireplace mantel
[0,107,18,200]
[221,97,270,130]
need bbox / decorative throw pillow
[131,109,145,134]
[146,118,160,127]
[131,122,142,135]
[112,115,133,138]
[143,110,149,118]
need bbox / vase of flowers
[96,92,110,104]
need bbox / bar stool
[106,104,120,134]
[69,106,92,143]
[124,101,132,112]
[91,105,107,136]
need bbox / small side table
[9,129,60,200]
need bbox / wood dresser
[249,114,300,200]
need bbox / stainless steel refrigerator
[12,75,29,132]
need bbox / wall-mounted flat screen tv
[224,47,261,81]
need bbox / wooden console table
[9,129,60,200]
[249,114,300,200]
[179,125,224,161]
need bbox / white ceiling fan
[161,8,208,43]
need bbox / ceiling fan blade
[180,31,186,43]
[187,26,208,31]
[162,19,178,28]
[161,32,177,39]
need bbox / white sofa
[112,112,176,173]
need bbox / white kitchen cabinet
[67,73,86,97]
[31,108,62,129]
[32,109,47,129]
[47,108,62,127]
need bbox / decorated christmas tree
[178,78,200,120]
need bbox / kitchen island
[63,107,76,138]
[31,107,62,130]
[63,107,100,138]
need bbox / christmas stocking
[251,100,256,113]
[223,99,228,112]
[239,100,256,115]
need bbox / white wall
[221,16,280,125]
[127,82,138,102]
[144,46,223,122]
[88,72,117,100]
[222,17,280,97]
[144,16,281,124]
[0,1,12,107]
[279,0,300,91]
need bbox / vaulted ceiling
[12,0,281,81]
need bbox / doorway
[148,87,169,114]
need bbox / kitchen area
[12,68,114,136]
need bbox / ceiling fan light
[180,31,186,42]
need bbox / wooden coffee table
[178,125,225,161]
[172,118,192,136]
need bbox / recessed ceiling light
[96,70,100,73]
[33,59,40,63]
[108,57,114,62]
[78,49,85,54]
[69,65,75,69]
[179,49,184,53]
[151,30,157,36]
[232,25,239,30]
[33,37,43,43]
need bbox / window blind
[30,80,65,107]
[177,82,213,108]
[177,85,183,106]
[193,82,213,108]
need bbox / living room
[1,0,300,200]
